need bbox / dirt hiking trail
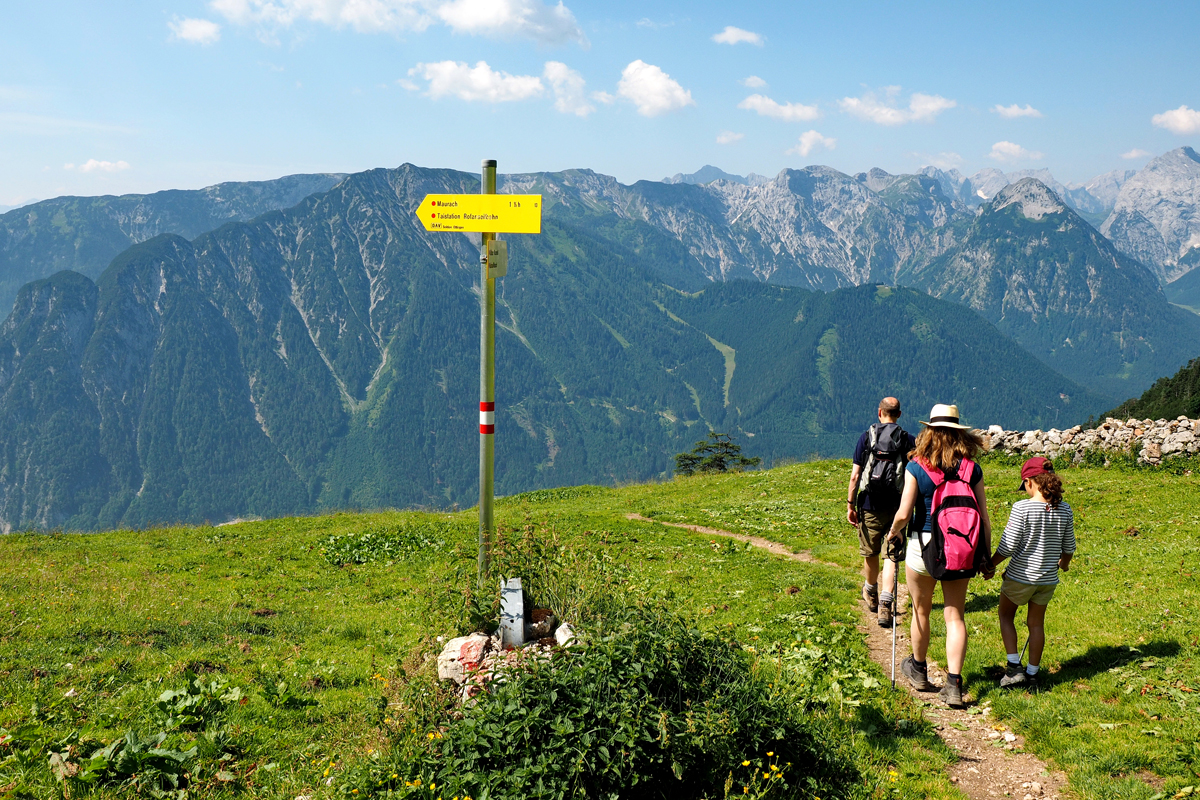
[625,513,1071,800]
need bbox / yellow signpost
[416,194,542,234]
[415,165,541,585]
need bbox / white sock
[880,591,894,605]
[1026,664,1040,675]
[864,581,876,593]
[1007,653,1020,664]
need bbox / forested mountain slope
[1106,356,1200,421]
[0,172,345,313]
[0,165,1101,531]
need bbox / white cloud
[712,26,762,45]
[543,61,593,116]
[741,75,766,88]
[839,87,955,125]
[211,0,585,44]
[716,130,744,145]
[64,160,131,173]
[211,0,431,33]
[737,94,819,122]
[989,141,1043,162]
[1121,148,1151,160]
[591,90,615,104]
[786,130,836,157]
[409,61,543,103]
[914,151,963,170]
[617,60,694,117]
[992,103,1042,118]
[1152,105,1200,135]
[169,17,222,44]
[436,0,586,45]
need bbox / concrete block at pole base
[437,632,492,684]
[499,577,525,649]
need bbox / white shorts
[906,537,930,576]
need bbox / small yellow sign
[416,194,542,234]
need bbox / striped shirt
[996,499,1076,585]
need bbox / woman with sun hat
[885,403,995,708]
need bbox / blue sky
[2,0,1199,205]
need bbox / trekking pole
[890,535,901,689]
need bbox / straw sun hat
[919,403,971,430]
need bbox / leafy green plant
[156,673,245,730]
[675,432,761,477]
[63,730,198,799]
[375,604,857,800]
[319,521,459,566]
[260,680,318,710]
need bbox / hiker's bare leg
[881,557,898,596]
[941,578,970,675]
[999,592,1020,656]
[1026,601,1048,667]
[907,567,936,662]
[863,553,880,586]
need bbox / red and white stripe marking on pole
[480,401,495,434]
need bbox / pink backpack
[917,458,987,580]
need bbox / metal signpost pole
[478,159,497,585]
[414,164,533,587]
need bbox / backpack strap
[956,459,975,483]
[917,457,945,486]
[868,424,880,449]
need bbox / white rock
[555,622,577,647]
[437,633,492,684]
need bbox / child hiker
[991,457,1076,689]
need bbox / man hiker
[847,397,916,626]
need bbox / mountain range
[0,164,1105,532]
[0,173,345,314]
[3,151,1200,531]
[1101,146,1200,283]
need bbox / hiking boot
[1024,671,1040,692]
[1000,661,1028,688]
[900,655,934,691]
[862,585,878,613]
[938,677,965,708]
[877,598,894,628]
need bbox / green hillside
[1,460,1197,799]
[1166,258,1200,311]
[1106,356,1200,420]
[0,164,1106,532]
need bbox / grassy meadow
[0,458,1197,799]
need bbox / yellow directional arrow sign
[416,194,542,234]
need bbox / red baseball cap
[1018,457,1054,489]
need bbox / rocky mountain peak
[1101,147,1200,281]
[990,178,1069,220]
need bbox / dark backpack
[856,423,907,504]
[916,458,989,580]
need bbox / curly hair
[910,426,986,471]
[1028,472,1064,509]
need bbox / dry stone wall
[982,417,1200,464]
